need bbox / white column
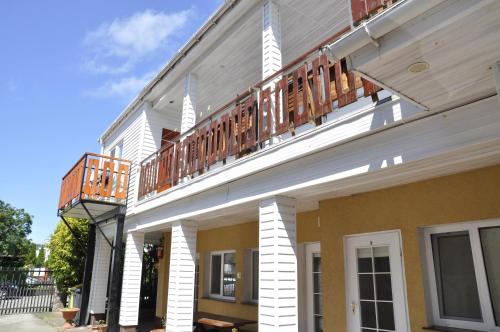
[259,196,298,331]
[166,221,197,332]
[262,0,282,80]
[118,231,145,327]
[262,1,283,144]
[181,74,197,135]
[88,232,112,318]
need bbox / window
[109,141,123,159]
[312,252,322,332]
[210,251,236,299]
[423,220,500,331]
[251,249,259,302]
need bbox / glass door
[345,231,409,332]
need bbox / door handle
[351,302,357,314]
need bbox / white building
[57,1,500,331]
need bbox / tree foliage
[47,218,89,298]
[0,200,33,267]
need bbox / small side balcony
[58,153,131,219]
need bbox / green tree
[0,200,33,267]
[47,218,89,300]
[24,242,38,267]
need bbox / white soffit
[350,0,500,112]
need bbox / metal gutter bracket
[363,23,379,48]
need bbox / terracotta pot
[92,325,108,332]
[150,329,165,332]
[61,308,80,330]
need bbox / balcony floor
[58,199,124,220]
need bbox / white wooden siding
[118,231,145,327]
[102,104,146,212]
[259,196,298,331]
[88,232,112,315]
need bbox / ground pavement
[0,312,91,332]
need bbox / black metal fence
[0,267,55,315]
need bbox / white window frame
[423,219,500,331]
[250,248,259,303]
[109,141,123,159]
[305,242,321,332]
[209,250,236,300]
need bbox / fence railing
[58,153,132,212]
[0,267,55,315]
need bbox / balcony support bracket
[81,201,114,250]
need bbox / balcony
[58,153,131,219]
[137,26,389,200]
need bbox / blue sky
[0,0,222,243]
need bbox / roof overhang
[331,0,500,112]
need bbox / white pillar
[166,221,197,332]
[259,196,298,331]
[262,1,283,144]
[118,231,145,328]
[262,0,282,80]
[181,74,197,135]
[88,232,112,321]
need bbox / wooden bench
[193,311,257,331]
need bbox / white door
[306,243,322,332]
[345,231,409,332]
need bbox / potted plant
[60,307,80,330]
[92,319,108,332]
[150,316,166,332]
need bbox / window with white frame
[109,141,123,159]
[251,249,259,302]
[423,220,500,331]
[210,251,236,299]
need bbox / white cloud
[83,9,191,74]
[84,71,155,98]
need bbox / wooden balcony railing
[137,25,387,200]
[351,0,399,25]
[58,153,132,212]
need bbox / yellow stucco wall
[319,165,500,332]
[155,165,500,331]
[155,211,320,324]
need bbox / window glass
[313,253,323,332]
[211,254,221,295]
[431,232,482,321]
[252,250,259,301]
[357,246,395,331]
[479,226,500,326]
[223,253,236,297]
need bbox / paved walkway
[0,312,91,332]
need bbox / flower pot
[60,308,80,329]
[150,329,165,332]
